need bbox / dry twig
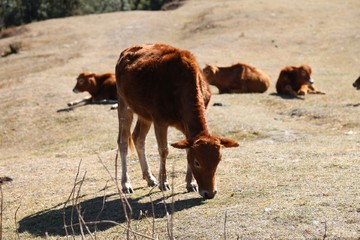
[63,160,83,240]
[322,221,327,240]
[0,185,3,240]
[224,210,228,240]
[15,205,21,240]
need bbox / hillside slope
[0,0,360,239]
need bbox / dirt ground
[0,0,360,239]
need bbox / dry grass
[0,25,29,39]
[0,0,360,239]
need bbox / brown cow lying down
[116,44,239,199]
[67,72,118,109]
[353,76,360,90]
[276,64,325,96]
[202,63,271,94]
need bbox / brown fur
[115,44,239,199]
[353,76,360,90]
[276,64,325,96]
[68,72,118,106]
[203,63,271,94]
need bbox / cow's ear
[210,65,218,74]
[171,140,191,149]
[219,138,239,148]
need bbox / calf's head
[202,64,219,85]
[171,135,239,199]
[292,64,314,85]
[353,76,360,90]
[72,72,96,93]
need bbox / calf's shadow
[269,93,305,100]
[56,102,116,113]
[345,103,360,107]
[17,191,205,237]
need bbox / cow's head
[292,64,314,85]
[353,76,360,90]
[202,64,219,85]
[72,72,96,93]
[171,134,239,199]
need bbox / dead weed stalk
[62,157,159,239]
[0,177,13,240]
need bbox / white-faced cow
[68,72,118,109]
[115,44,239,199]
[276,64,325,96]
[203,63,271,94]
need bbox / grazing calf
[353,76,360,90]
[276,64,325,96]
[203,63,271,94]
[115,44,239,199]
[68,72,118,108]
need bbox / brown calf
[276,64,325,96]
[203,63,271,94]
[68,72,118,108]
[115,44,239,199]
[353,76,360,90]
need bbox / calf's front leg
[186,163,198,192]
[67,96,92,106]
[307,84,326,94]
[297,84,308,95]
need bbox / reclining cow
[202,63,271,94]
[276,64,325,96]
[68,72,118,109]
[115,44,239,199]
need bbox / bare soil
[0,0,360,239]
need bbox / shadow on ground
[56,102,117,113]
[18,191,205,237]
[345,103,360,107]
[269,93,305,100]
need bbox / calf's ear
[171,140,191,149]
[219,138,239,148]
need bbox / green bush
[0,0,172,29]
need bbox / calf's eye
[194,160,201,168]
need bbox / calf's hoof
[122,187,134,194]
[148,181,159,188]
[122,183,134,194]
[159,182,171,191]
[187,186,198,192]
[67,102,74,106]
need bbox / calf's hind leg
[132,118,158,187]
[153,121,171,191]
[117,97,134,193]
